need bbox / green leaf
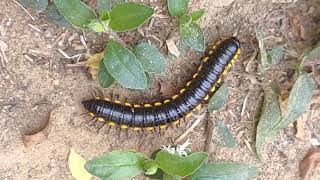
[208,84,229,111]
[98,60,115,88]
[272,74,315,130]
[54,0,96,29]
[88,20,104,32]
[20,0,48,13]
[133,42,165,74]
[255,91,281,160]
[100,10,110,21]
[189,162,258,180]
[109,2,154,32]
[85,151,147,180]
[213,120,236,148]
[47,4,71,27]
[103,40,148,89]
[97,0,126,11]
[190,10,205,22]
[180,14,192,27]
[155,150,208,177]
[266,45,285,65]
[98,0,112,12]
[255,28,268,68]
[163,173,181,180]
[180,22,205,52]
[167,0,190,17]
[143,160,158,175]
[270,81,281,95]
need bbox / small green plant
[167,0,205,54]
[254,28,317,161]
[82,141,258,180]
[52,0,166,90]
[20,0,165,90]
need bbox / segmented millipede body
[82,37,241,132]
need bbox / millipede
[82,37,241,133]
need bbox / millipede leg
[117,127,122,139]
[96,122,106,132]
[79,111,89,116]
[105,125,111,134]
[87,117,97,126]
[125,128,129,139]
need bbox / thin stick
[174,113,206,144]
[203,112,214,152]
[241,92,251,117]
[13,0,35,21]
[56,48,85,59]
[28,24,42,33]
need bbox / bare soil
[0,0,320,179]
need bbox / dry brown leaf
[80,51,104,69]
[88,68,98,80]
[166,38,180,57]
[295,112,311,141]
[22,112,52,148]
[300,148,320,180]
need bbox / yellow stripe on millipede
[120,125,128,129]
[133,127,141,131]
[160,124,167,129]
[164,99,170,104]
[97,117,104,122]
[192,73,198,79]
[172,120,179,125]
[108,121,115,126]
[210,86,216,92]
[172,95,179,100]
[222,69,228,76]
[146,127,154,131]
[125,102,132,107]
[185,113,191,119]
[144,104,152,107]
[154,102,162,106]
[104,97,111,101]
[180,88,186,94]
[217,77,222,84]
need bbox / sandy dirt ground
[0,0,320,179]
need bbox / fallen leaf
[22,112,52,148]
[300,148,320,180]
[68,148,92,180]
[295,112,311,141]
[80,51,105,69]
[88,68,98,80]
[166,38,181,58]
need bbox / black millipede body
[82,37,241,131]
